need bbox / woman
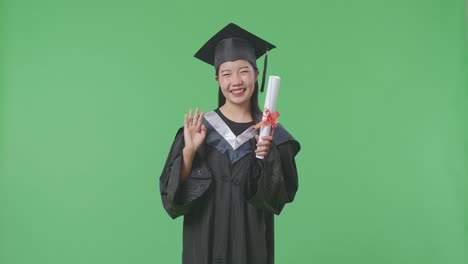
[160,23,301,264]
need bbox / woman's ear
[215,75,219,82]
[255,70,260,80]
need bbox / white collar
[204,111,256,150]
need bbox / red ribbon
[254,108,280,130]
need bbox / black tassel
[260,49,268,93]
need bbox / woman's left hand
[255,135,273,157]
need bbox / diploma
[256,75,281,159]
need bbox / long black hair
[216,62,262,122]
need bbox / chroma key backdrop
[1,0,467,264]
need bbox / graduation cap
[194,23,276,92]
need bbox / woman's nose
[231,73,243,85]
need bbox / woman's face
[216,59,259,108]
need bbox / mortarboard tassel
[260,49,269,93]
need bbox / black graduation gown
[160,110,300,264]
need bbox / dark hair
[216,62,262,122]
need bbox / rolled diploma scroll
[256,75,281,159]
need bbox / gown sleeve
[159,128,212,219]
[246,139,300,215]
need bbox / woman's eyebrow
[221,66,249,73]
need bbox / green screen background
[1,0,467,263]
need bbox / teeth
[232,89,245,94]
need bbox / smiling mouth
[230,88,246,94]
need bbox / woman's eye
[241,71,249,74]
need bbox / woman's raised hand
[183,107,207,155]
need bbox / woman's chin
[226,97,249,106]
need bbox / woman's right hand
[183,107,207,156]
